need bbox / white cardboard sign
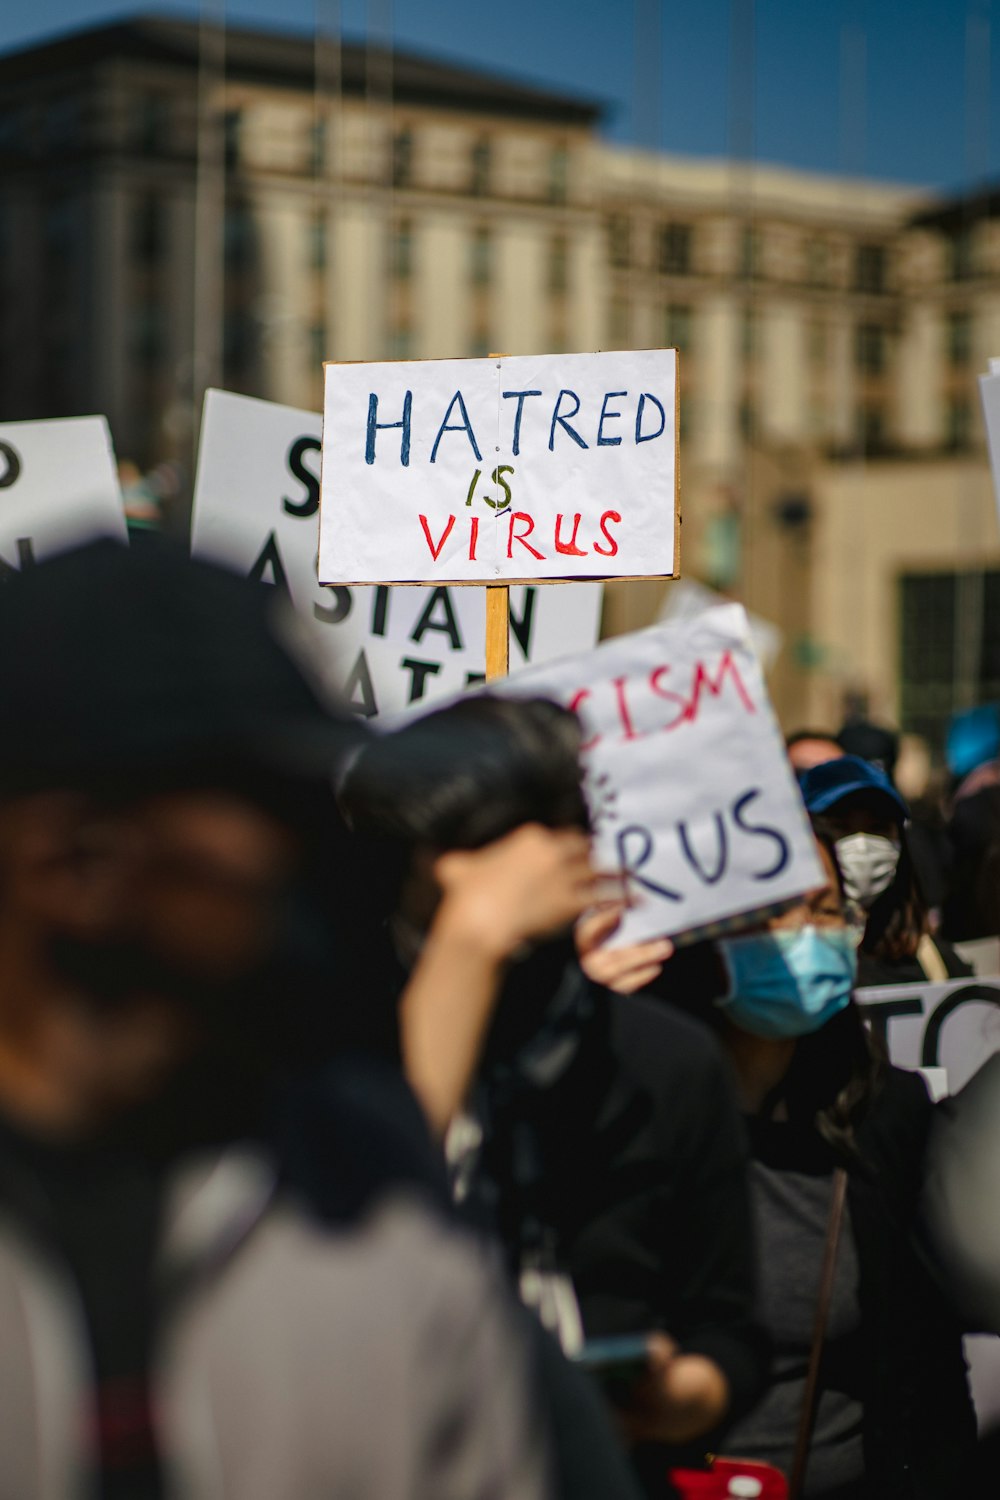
[0,416,126,566]
[859,978,1000,1096]
[979,359,1000,520]
[191,390,603,717]
[319,349,678,585]
[496,604,823,945]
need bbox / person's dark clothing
[943,784,1000,941]
[726,1067,976,1500]
[0,1112,165,1500]
[454,940,768,1488]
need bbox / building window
[309,321,327,368]
[223,308,256,376]
[388,324,413,360]
[664,302,692,355]
[223,110,242,170]
[739,396,756,442]
[808,319,827,365]
[468,328,491,358]
[607,216,630,269]
[947,309,972,367]
[470,136,491,196]
[740,305,759,361]
[549,234,568,294]
[306,214,326,271]
[549,143,568,204]
[130,300,165,368]
[740,226,761,279]
[951,229,974,281]
[469,225,492,287]
[854,242,886,294]
[43,197,75,263]
[610,297,629,345]
[390,219,413,280]
[392,126,413,188]
[806,237,828,286]
[856,402,886,452]
[308,117,327,173]
[134,93,168,155]
[855,322,886,376]
[132,196,163,264]
[659,222,692,275]
[946,396,973,453]
[224,203,255,271]
[899,570,1000,754]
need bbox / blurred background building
[0,12,998,752]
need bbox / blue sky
[3,0,999,190]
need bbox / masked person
[799,756,969,989]
[342,694,769,1497]
[658,830,977,1499]
[0,540,562,1500]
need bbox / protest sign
[191,389,603,717]
[0,416,126,568]
[319,349,678,586]
[859,978,1000,1096]
[495,603,822,945]
[979,358,1000,520]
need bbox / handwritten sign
[191,390,603,717]
[319,350,678,585]
[979,359,1000,521]
[495,604,822,945]
[859,978,1000,1096]
[0,416,126,568]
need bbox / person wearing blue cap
[800,757,970,988]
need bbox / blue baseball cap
[798,754,909,823]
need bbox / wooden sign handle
[484,353,510,681]
[485,584,510,679]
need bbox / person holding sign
[342,694,769,1494]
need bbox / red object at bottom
[668,1457,789,1500]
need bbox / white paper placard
[319,349,678,585]
[859,978,1000,1097]
[0,416,126,566]
[979,362,1000,521]
[659,579,783,672]
[494,604,822,945]
[191,390,603,717]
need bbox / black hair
[785,728,842,751]
[341,695,590,850]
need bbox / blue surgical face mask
[716,926,857,1039]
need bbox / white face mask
[835,832,901,910]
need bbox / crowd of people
[0,537,998,1500]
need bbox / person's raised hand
[620,1334,729,1446]
[575,903,673,994]
[433,823,598,964]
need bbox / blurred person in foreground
[342,695,768,1497]
[798,756,969,988]
[598,830,978,1498]
[0,540,571,1500]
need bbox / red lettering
[419,514,456,562]
[468,515,480,561]
[612,675,642,741]
[567,688,601,751]
[648,665,689,731]
[685,651,756,723]
[554,512,587,557]
[507,510,545,561]
[593,510,621,558]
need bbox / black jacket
[849,1067,976,1499]
[463,942,769,1445]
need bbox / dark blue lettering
[597,390,627,447]
[366,391,412,466]
[502,389,542,455]
[635,392,667,444]
[430,390,482,464]
[548,389,589,451]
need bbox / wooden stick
[485,584,510,679]
[484,352,510,681]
